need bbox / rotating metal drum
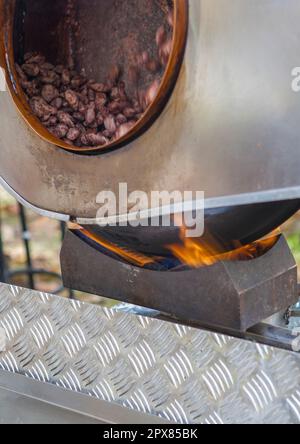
[1,0,300,255]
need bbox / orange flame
[69,224,155,268]
[167,226,279,268]
[69,222,279,270]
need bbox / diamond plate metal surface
[0,283,300,424]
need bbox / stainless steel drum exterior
[2,0,300,219]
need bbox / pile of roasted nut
[16,8,173,148]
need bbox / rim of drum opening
[1,0,189,155]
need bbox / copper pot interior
[13,0,173,103]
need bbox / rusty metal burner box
[61,232,298,332]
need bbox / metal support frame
[0,371,163,424]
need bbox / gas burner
[61,230,299,349]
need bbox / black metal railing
[0,200,74,298]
